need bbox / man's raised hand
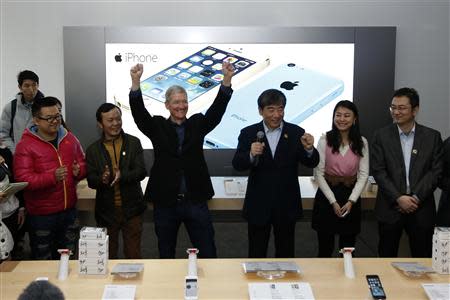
[221,61,235,87]
[130,63,144,91]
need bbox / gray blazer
[370,123,443,226]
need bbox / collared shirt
[398,124,415,194]
[250,120,313,162]
[172,121,186,155]
[263,121,283,158]
[170,119,187,194]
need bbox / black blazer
[232,121,319,225]
[86,132,147,225]
[437,137,450,226]
[371,123,443,227]
[129,88,232,206]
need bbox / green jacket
[86,132,147,225]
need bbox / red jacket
[13,126,87,215]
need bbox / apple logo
[114,53,122,62]
[280,81,299,90]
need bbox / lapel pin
[412,149,418,155]
[284,133,288,139]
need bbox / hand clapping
[55,166,68,182]
[101,165,111,185]
[72,160,80,177]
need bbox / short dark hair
[257,89,287,109]
[31,96,59,117]
[96,103,122,122]
[17,70,39,86]
[18,280,65,300]
[393,87,419,108]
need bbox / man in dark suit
[129,62,234,259]
[232,89,319,258]
[437,137,450,227]
[371,87,443,257]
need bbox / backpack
[9,99,17,138]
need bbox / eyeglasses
[38,114,62,123]
[389,105,411,112]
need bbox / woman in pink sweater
[312,100,369,257]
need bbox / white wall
[1,0,449,136]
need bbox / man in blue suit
[232,89,319,258]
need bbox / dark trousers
[316,231,356,257]
[14,192,28,260]
[98,207,143,259]
[2,210,19,245]
[28,208,79,260]
[437,191,450,227]
[378,218,434,258]
[247,221,296,258]
[2,210,19,259]
[153,201,217,259]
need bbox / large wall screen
[64,27,395,175]
[105,43,354,149]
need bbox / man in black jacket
[437,136,449,227]
[86,103,147,259]
[232,89,319,258]
[129,62,234,258]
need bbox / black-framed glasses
[389,105,411,112]
[38,114,62,123]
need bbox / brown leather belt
[324,173,357,187]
